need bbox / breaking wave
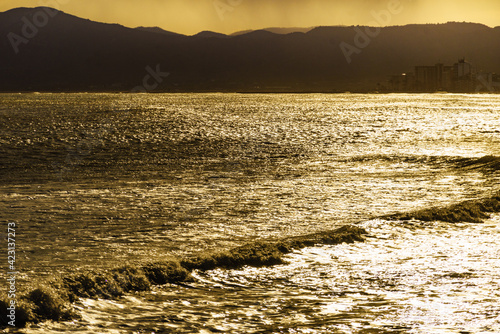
[385,190,500,224]
[0,226,366,327]
[2,191,500,328]
[344,154,500,172]
[455,155,500,171]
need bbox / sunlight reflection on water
[1,93,499,333]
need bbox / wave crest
[456,155,500,171]
[385,191,500,223]
[346,154,500,172]
[3,190,500,328]
[0,225,366,328]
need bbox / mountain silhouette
[135,26,185,37]
[1,7,499,92]
[231,27,314,36]
[192,31,229,39]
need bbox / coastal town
[388,59,500,93]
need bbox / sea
[0,93,499,333]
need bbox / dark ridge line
[181,225,367,271]
[455,155,500,171]
[383,191,500,224]
[0,225,367,328]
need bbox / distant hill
[192,31,229,39]
[135,26,185,37]
[1,7,499,92]
[231,27,314,36]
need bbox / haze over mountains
[1,7,499,92]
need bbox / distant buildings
[388,59,500,93]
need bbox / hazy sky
[1,0,499,35]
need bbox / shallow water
[1,93,500,332]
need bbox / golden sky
[1,0,499,35]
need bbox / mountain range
[1,7,499,92]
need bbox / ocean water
[1,93,500,333]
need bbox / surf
[2,191,500,328]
